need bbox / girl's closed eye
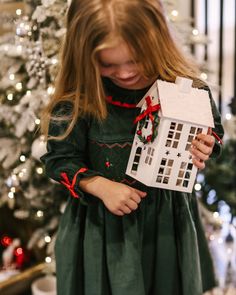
[100,62,113,68]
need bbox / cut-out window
[168,131,174,139]
[165,168,171,175]
[175,133,181,140]
[190,127,196,134]
[165,140,171,147]
[144,118,149,128]
[177,124,183,131]
[172,141,178,148]
[178,170,184,177]
[131,163,138,172]
[149,157,152,165]
[187,163,193,170]
[183,180,189,187]
[185,171,190,179]
[156,176,162,183]
[185,143,191,151]
[197,128,203,134]
[161,159,167,165]
[170,122,176,129]
[176,179,182,186]
[188,135,194,142]
[163,177,169,184]
[159,167,164,174]
[168,159,174,167]
[131,147,142,173]
[145,156,149,164]
[180,162,187,169]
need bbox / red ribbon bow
[60,167,88,198]
[134,96,161,126]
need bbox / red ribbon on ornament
[134,96,160,124]
[60,167,88,198]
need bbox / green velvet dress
[41,78,224,295]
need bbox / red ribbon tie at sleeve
[212,131,223,145]
[60,167,88,198]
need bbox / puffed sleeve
[207,88,224,158]
[40,105,103,202]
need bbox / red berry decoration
[105,161,111,168]
[137,130,142,136]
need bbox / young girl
[41,1,224,294]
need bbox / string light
[20,155,26,162]
[200,72,208,80]
[209,235,215,241]
[26,90,31,96]
[192,29,199,36]
[218,238,224,244]
[10,187,16,193]
[9,74,15,81]
[36,210,44,218]
[16,9,22,16]
[194,183,202,191]
[213,212,220,218]
[225,113,232,120]
[171,10,179,17]
[35,118,41,125]
[18,172,24,178]
[45,256,52,263]
[8,192,15,199]
[16,45,23,53]
[7,93,13,101]
[51,58,58,65]
[44,236,51,243]
[36,167,43,174]
[47,86,55,95]
[15,82,23,91]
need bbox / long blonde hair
[41,0,201,140]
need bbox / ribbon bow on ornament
[134,96,161,143]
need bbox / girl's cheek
[99,67,113,77]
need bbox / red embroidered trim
[60,167,88,198]
[212,131,223,145]
[106,96,137,108]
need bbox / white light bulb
[45,256,52,263]
[194,183,202,191]
[9,74,15,81]
[7,93,13,101]
[16,9,22,16]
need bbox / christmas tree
[0,0,68,270]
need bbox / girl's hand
[97,178,147,216]
[190,130,215,170]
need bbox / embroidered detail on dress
[212,131,223,145]
[106,96,137,108]
[60,167,88,198]
[90,140,132,149]
[120,178,137,185]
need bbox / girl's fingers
[191,146,209,162]
[192,158,205,170]
[126,199,139,210]
[134,189,147,198]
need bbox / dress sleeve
[207,88,224,158]
[40,111,103,201]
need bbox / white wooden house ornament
[126,77,215,193]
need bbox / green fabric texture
[41,78,224,295]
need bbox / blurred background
[0,0,235,294]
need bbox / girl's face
[98,41,153,89]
